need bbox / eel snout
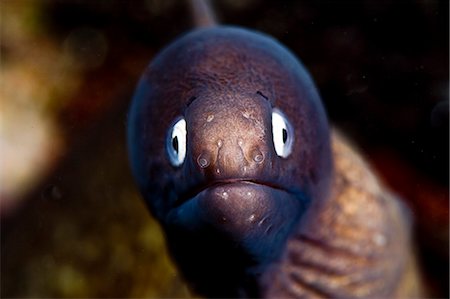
[185,92,275,182]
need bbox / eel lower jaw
[166,179,306,264]
[170,179,304,235]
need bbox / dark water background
[1,0,448,297]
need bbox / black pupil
[282,128,288,143]
[172,136,179,152]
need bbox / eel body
[262,132,422,298]
[127,4,422,298]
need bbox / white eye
[166,118,187,166]
[272,108,294,158]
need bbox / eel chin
[166,181,305,257]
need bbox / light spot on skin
[373,233,386,247]
[258,216,268,226]
[248,214,255,222]
[265,224,273,234]
[221,191,229,199]
[216,168,221,174]
[246,191,252,197]
[217,139,223,148]
[242,111,250,119]
[206,114,214,122]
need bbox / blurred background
[0,0,448,297]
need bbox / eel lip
[175,179,289,208]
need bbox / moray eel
[127,3,423,298]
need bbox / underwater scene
[1,0,448,298]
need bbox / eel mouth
[175,179,291,208]
[169,179,304,240]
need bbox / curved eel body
[127,21,422,299]
[262,132,422,298]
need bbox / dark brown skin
[127,26,422,298]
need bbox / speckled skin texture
[262,132,422,298]
[128,26,420,298]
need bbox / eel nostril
[252,148,265,164]
[197,153,211,168]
